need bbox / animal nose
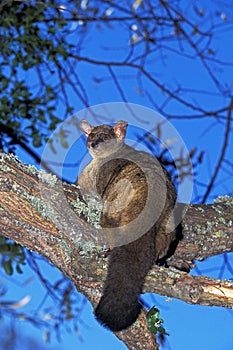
[91,140,103,148]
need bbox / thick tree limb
[0,152,233,349]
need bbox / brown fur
[76,119,177,331]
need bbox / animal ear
[114,120,128,140]
[80,119,93,136]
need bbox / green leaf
[1,77,9,89]
[61,138,69,148]
[56,45,68,59]
[16,264,23,274]
[146,306,169,336]
[2,259,13,275]
[48,26,56,34]
[158,327,169,336]
[33,138,42,147]
[46,85,53,94]
[48,139,57,154]
[38,112,46,123]
[12,57,19,67]
[58,19,67,28]
[66,106,74,114]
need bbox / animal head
[80,119,128,158]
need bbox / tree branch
[0,151,233,349]
[202,98,233,202]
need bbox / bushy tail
[94,230,156,331]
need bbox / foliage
[1,0,232,176]
[0,236,26,275]
[0,0,72,153]
[146,306,169,336]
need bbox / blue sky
[1,1,233,349]
[1,255,232,350]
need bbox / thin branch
[70,54,212,113]
[202,98,233,203]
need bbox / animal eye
[98,133,109,140]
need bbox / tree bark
[0,152,233,349]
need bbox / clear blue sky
[1,1,233,349]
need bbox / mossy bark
[0,152,233,350]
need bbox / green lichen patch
[25,164,38,176]
[213,205,225,215]
[71,196,102,228]
[28,195,57,220]
[78,241,107,255]
[0,152,38,177]
[38,170,58,187]
[0,162,11,172]
[10,182,56,221]
[214,195,233,206]
[196,206,205,213]
[212,229,228,238]
[1,153,19,163]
